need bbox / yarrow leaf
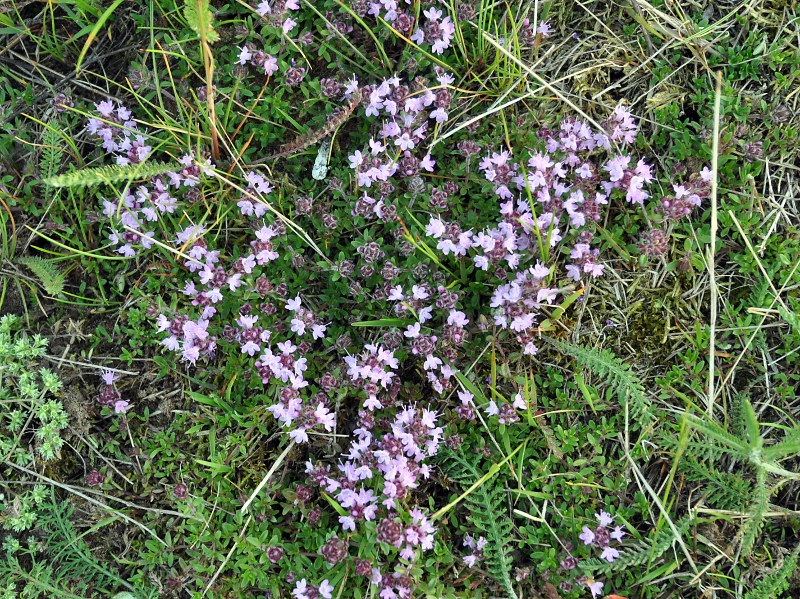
[183,0,219,44]
[43,162,182,189]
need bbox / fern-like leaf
[683,413,751,458]
[581,516,692,574]
[681,455,752,510]
[743,543,800,599]
[763,425,800,462]
[740,468,768,557]
[41,125,62,179]
[440,449,518,599]
[778,305,800,336]
[43,161,181,189]
[543,336,653,424]
[16,256,64,296]
[184,0,220,43]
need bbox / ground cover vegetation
[0,0,799,597]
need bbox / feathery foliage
[778,304,800,336]
[543,336,653,424]
[740,468,769,557]
[743,543,800,599]
[184,0,219,43]
[43,161,181,189]
[581,516,693,574]
[683,398,800,556]
[681,455,753,510]
[0,490,134,598]
[16,256,64,296]
[440,448,518,599]
[41,125,62,181]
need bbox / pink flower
[237,45,252,65]
[101,369,120,385]
[263,55,278,76]
[314,404,335,431]
[447,310,468,327]
[292,579,309,599]
[319,580,333,599]
[395,133,415,151]
[404,323,420,338]
[282,17,297,34]
[596,510,614,527]
[289,427,309,443]
[431,107,448,123]
[291,318,307,335]
[349,150,364,169]
[579,526,595,545]
[610,525,625,541]
[388,286,404,301]
[426,218,445,238]
[369,138,386,154]
[411,285,429,300]
[423,355,442,370]
[286,295,302,311]
[420,154,435,171]
[587,580,604,597]
[114,399,130,414]
[600,546,620,562]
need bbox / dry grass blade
[481,31,610,141]
[707,71,722,417]
[6,462,168,546]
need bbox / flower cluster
[157,313,216,365]
[255,0,301,35]
[409,7,455,54]
[93,134,214,258]
[344,343,399,410]
[304,405,442,583]
[462,535,487,567]
[579,510,625,562]
[347,72,447,189]
[86,99,150,165]
[558,510,626,597]
[292,577,334,599]
[114,46,689,597]
[97,369,130,414]
[236,44,279,77]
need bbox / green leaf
[195,459,233,474]
[16,256,64,296]
[184,0,220,44]
[351,318,414,327]
[43,161,181,188]
[683,413,750,456]
[741,397,760,448]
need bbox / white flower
[447,310,469,327]
[425,218,446,238]
[404,323,421,338]
[348,150,364,169]
[411,285,429,300]
[237,46,252,65]
[286,295,302,311]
